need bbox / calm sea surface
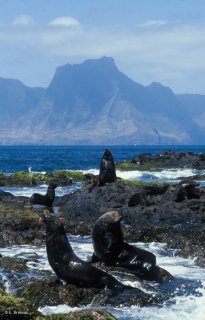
[0,145,205,173]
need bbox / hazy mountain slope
[0,57,204,145]
[177,94,205,131]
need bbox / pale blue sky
[0,0,205,93]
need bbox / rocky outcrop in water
[59,179,205,267]
[1,152,205,317]
[0,195,45,247]
[0,283,117,319]
[117,150,205,170]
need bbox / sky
[0,0,205,94]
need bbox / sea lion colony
[0,149,172,298]
[34,149,172,290]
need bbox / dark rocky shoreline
[1,150,205,318]
[116,150,205,170]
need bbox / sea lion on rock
[98,149,116,186]
[91,211,172,282]
[91,211,124,265]
[84,173,99,185]
[128,191,149,207]
[0,190,14,200]
[30,183,57,207]
[84,173,99,192]
[42,214,124,290]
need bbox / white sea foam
[116,168,200,183]
[1,238,205,319]
[80,168,203,184]
[111,292,205,320]
[2,168,203,197]
[39,305,84,315]
[0,182,82,197]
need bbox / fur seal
[30,183,57,207]
[42,214,124,290]
[98,149,116,186]
[91,211,157,280]
[84,173,99,192]
[84,173,99,185]
[91,211,124,265]
[0,190,14,200]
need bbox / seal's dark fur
[30,183,57,207]
[92,211,157,280]
[99,149,116,186]
[43,214,124,289]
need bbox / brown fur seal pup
[84,173,99,192]
[91,211,158,281]
[30,183,57,207]
[42,214,124,290]
[98,149,116,186]
[84,173,99,185]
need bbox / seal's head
[48,183,57,190]
[97,211,123,224]
[41,213,64,234]
[103,149,112,160]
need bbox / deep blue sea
[1,145,205,173]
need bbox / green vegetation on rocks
[0,257,28,273]
[116,160,164,171]
[0,170,86,187]
[0,203,44,246]
[0,288,39,319]
[21,281,99,309]
[39,310,117,320]
[116,161,137,171]
[52,310,118,320]
[116,177,171,188]
[0,288,118,320]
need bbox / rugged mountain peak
[48,56,118,89]
[0,57,204,145]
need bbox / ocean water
[1,239,205,320]
[0,145,205,173]
[1,145,205,196]
[0,145,205,319]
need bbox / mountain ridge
[0,56,205,145]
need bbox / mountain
[0,56,205,145]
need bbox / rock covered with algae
[0,287,118,320]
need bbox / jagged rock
[59,180,205,267]
[128,191,149,207]
[0,198,45,246]
[21,279,162,309]
[0,190,14,200]
[130,150,205,169]
[21,280,100,308]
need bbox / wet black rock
[0,189,14,200]
[130,150,205,170]
[59,180,205,267]
[0,196,45,247]
[21,279,164,309]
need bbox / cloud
[139,20,168,28]
[12,15,35,26]
[0,18,205,92]
[48,17,80,27]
